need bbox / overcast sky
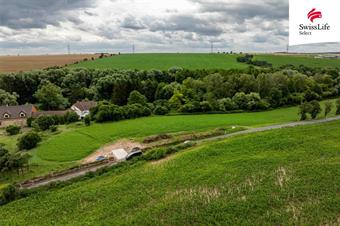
[0,0,339,55]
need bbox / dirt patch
[82,139,144,164]
[0,54,99,73]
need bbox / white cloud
[0,0,339,54]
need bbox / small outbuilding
[111,149,128,161]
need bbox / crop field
[0,100,337,184]
[1,120,339,225]
[70,53,248,70]
[0,54,99,73]
[70,53,340,70]
[255,54,340,68]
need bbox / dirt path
[199,116,340,143]
[19,116,340,189]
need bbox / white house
[71,101,97,119]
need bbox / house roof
[0,104,35,120]
[32,110,69,118]
[72,101,97,112]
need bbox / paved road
[19,116,340,189]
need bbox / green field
[255,54,340,68]
[1,120,339,225]
[0,100,337,184]
[70,53,340,70]
[70,53,247,70]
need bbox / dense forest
[0,65,339,122]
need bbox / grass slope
[1,121,339,225]
[70,53,247,70]
[0,100,337,184]
[255,54,340,68]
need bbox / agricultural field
[0,54,99,73]
[1,120,339,225]
[0,99,337,185]
[255,54,340,68]
[70,53,340,70]
[70,53,248,70]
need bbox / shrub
[128,91,147,105]
[18,132,42,151]
[65,111,79,124]
[200,101,212,112]
[6,125,21,136]
[26,117,34,127]
[310,100,321,119]
[324,101,333,117]
[50,125,58,132]
[336,99,340,115]
[217,98,237,112]
[84,115,91,126]
[299,102,312,121]
[232,92,249,110]
[33,116,55,131]
[0,184,17,206]
[153,106,169,115]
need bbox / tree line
[0,65,339,121]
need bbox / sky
[0,0,339,55]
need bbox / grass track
[0,121,339,225]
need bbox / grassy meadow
[0,120,339,225]
[70,53,340,70]
[0,99,337,185]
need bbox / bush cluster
[5,125,21,136]
[31,111,79,131]
[17,132,42,150]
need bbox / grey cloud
[195,0,288,22]
[148,15,223,36]
[120,16,146,30]
[0,0,94,29]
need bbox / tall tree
[34,82,68,110]
[0,89,18,106]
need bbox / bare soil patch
[82,139,144,164]
[0,54,99,73]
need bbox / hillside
[0,100,337,185]
[70,53,340,70]
[1,121,339,225]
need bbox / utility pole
[210,41,214,53]
[67,43,71,55]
